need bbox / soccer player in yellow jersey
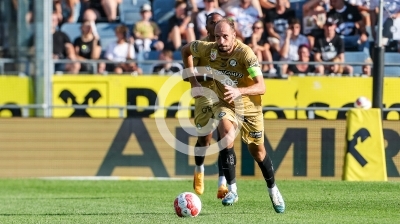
[191,12,228,199]
[181,18,285,213]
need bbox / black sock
[194,141,205,166]
[257,154,275,188]
[220,147,236,185]
[217,136,225,177]
[218,153,224,176]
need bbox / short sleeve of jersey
[190,40,213,58]
[242,46,262,78]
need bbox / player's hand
[224,85,241,104]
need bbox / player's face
[206,14,223,37]
[215,22,236,53]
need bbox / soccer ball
[354,96,372,109]
[174,192,202,218]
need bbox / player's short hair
[161,49,173,58]
[205,12,223,24]
[175,0,186,8]
[215,18,235,32]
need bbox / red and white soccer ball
[174,192,202,218]
[354,96,372,109]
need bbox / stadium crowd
[8,0,400,76]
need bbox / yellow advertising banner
[343,109,387,181]
[294,76,372,119]
[0,118,399,180]
[0,76,33,117]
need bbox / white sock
[228,183,237,193]
[195,165,204,173]
[268,185,278,196]
[218,176,227,187]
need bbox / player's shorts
[213,103,264,145]
[194,96,214,134]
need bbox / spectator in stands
[313,16,352,75]
[327,0,369,54]
[244,20,275,74]
[73,21,102,73]
[54,0,81,24]
[324,56,353,75]
[101,25,142,74]
[279,18,310,74]
[286,44,316,75]
[196,0,225,39]
[52,12,80,74]
[82,6,97,22]
[133,4,164,52]
[362,57,372,76]
[152,49,184,75]
[264,0,296,53]
[227,0,260,41]
[81,0,122,22]
[220,0,263,17]
[302,0,330,48]
[370,0,400,49]
[167,1,196,51]
[347,0,371,31]
[259,0,290,15]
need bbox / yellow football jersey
[190,39,263,116]
[193,35,213,89]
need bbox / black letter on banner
[241,128,307,176]
[175,127,219,175]
[126,88,157,117]
[307,102,329,119]
[262,106,286,119]
[383,129,400,177]
[336,103,354,119]
[166,102,179,118]
[0,103,22,117]
[383,103,400,120]
[347,128,370,167]
[321,128,335,176]
[97,119,169,177]
[59,89,101,117]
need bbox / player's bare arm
[181,42,203,98]
[224,75,265,103]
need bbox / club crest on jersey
[210,49,217,61]
[229,59,237,67]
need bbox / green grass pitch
[0,179,398,223]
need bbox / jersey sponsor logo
[218,112,226,118]
[192,41,199,53]
[249,131,262,139]
[210,49,217,61]
[220,77,238,86]
[229,59,237,67]
[214,70,244,78]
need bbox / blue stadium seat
[143,51,160,60]
[119,0,151,25]
[153,0,175,23]
[344,52,369,75]
[96,23,120,50]
[173,50,182,60]
[60,23,82,43]
[383,53,400,77]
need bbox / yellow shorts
[213,104,264,145]
[194,96,214,134]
